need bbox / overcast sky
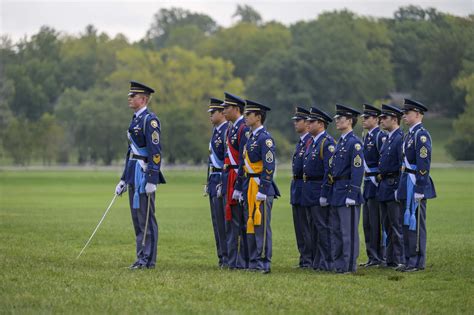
[1,0,472,43]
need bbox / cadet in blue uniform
[360,104,387,267]
[378,104,405,269]
[326,104,364,273]
[241,99,280,274]
[397,99,436,272]
[115,81,166,270]
[222,92,250,269]
[302,107,336,271]
[290,107,313,269]
[206,98,229,268]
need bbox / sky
[1,0,472,43]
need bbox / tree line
[0,5,473,165]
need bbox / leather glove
[345,198,356,207]
[216,183,223,198]
[394,190,398,202]
[319,197,329,207]
[232,190,242,201]
[256,192,267,201]
[115,180,127,196]
[145,183,156,195]
[414,193,424,202]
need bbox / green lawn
[0,169,473,313]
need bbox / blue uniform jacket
[230,117,249,192]
[241,127,280,197]
[326,131,365,207]
[301,131,336,207]
[363,127,386,200]
[290,133,312,205]
[121,108,166,185]
[377,128,403,202]
[208,121,228,197]
[397,123,436,199]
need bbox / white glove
[232,190,242,201]
[203,184,208,197]
[145,183,156,195]
[345,198,356,207]
[216,184,223,198]
[319,197,329,207]
[115,180,127,195]
[414,193,424,201]
[256,192,267,201]
[394,190,398,202]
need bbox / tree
[3,117,34,165]
[35,113,65,165]
[232,4,262,25]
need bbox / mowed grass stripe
[0,169,473,313]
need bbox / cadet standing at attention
[360,104,387,267]
[241,99,280,274]
[302,107,336,271]
[205,98,229,268]
[290,107,313,269]
[222,92,250,269]
[397,99,436,272]
[378,104,405,270]
[115,81,166,270]
[326,104,364,273]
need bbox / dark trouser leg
[381,200,405,265]
[334,206,360,273]
[252,197,273,271]
[405,199,427,269]
[367,198,384,264]
[312,205,332,270]
[209,196,222,265]
[297,205,313,267]
[292,205,305,266]
[227,204,246,269]
[129,188,158,267]
[216,196,228,266]
[362,201,372,262]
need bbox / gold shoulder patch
[420,146,428,158]
[354,154,362,167]
[328,145,335,153]
[153,154,161,164]
[150,120,158,128]
[420,135,427,143]
[266,139,273,148]
[355,143,362,151]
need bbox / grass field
[0,169,473,314]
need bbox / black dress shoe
[365,261,382,267]
[129,263,146,270]
[394,264,406,272]
[146,265,155,269]
[359,261,370,267]
[402,266,424,272]
[261,269,271,274]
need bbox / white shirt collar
[409,121,422,133]
[234,115,244,125]
[368,126,378,136]
[134,106,147,117]
[300,132,309,141]
[388,127,400,139]
[216,121,227,131]
[252,125,264,136]
[313,130,325,142]
[340,130,351,139]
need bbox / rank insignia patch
[328,145,335,153]
[355,143,362,151]
[152,131,159,144]
[420,146,428,158]
[266,151,274,163]
[354,154,362,167]
[153,154,161,164]
[419,170,427,175]
[266,139,273,148]
[150,120,158,128]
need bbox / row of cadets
[222,93,250,269]
[205,98,229,268]
[240,100,280,273]
[360,104,387,267]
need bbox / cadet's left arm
[321,138,335,198]
[347,141,364,201]
[145,116,162,185]
[235,126,249,192]
[414,132,432,194]
[259,136,276,195]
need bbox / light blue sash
[403,160,418,231]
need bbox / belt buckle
[223,164,228,170]
[401,165,406,172]
[303,174,307,182]
[328,174,334,184]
